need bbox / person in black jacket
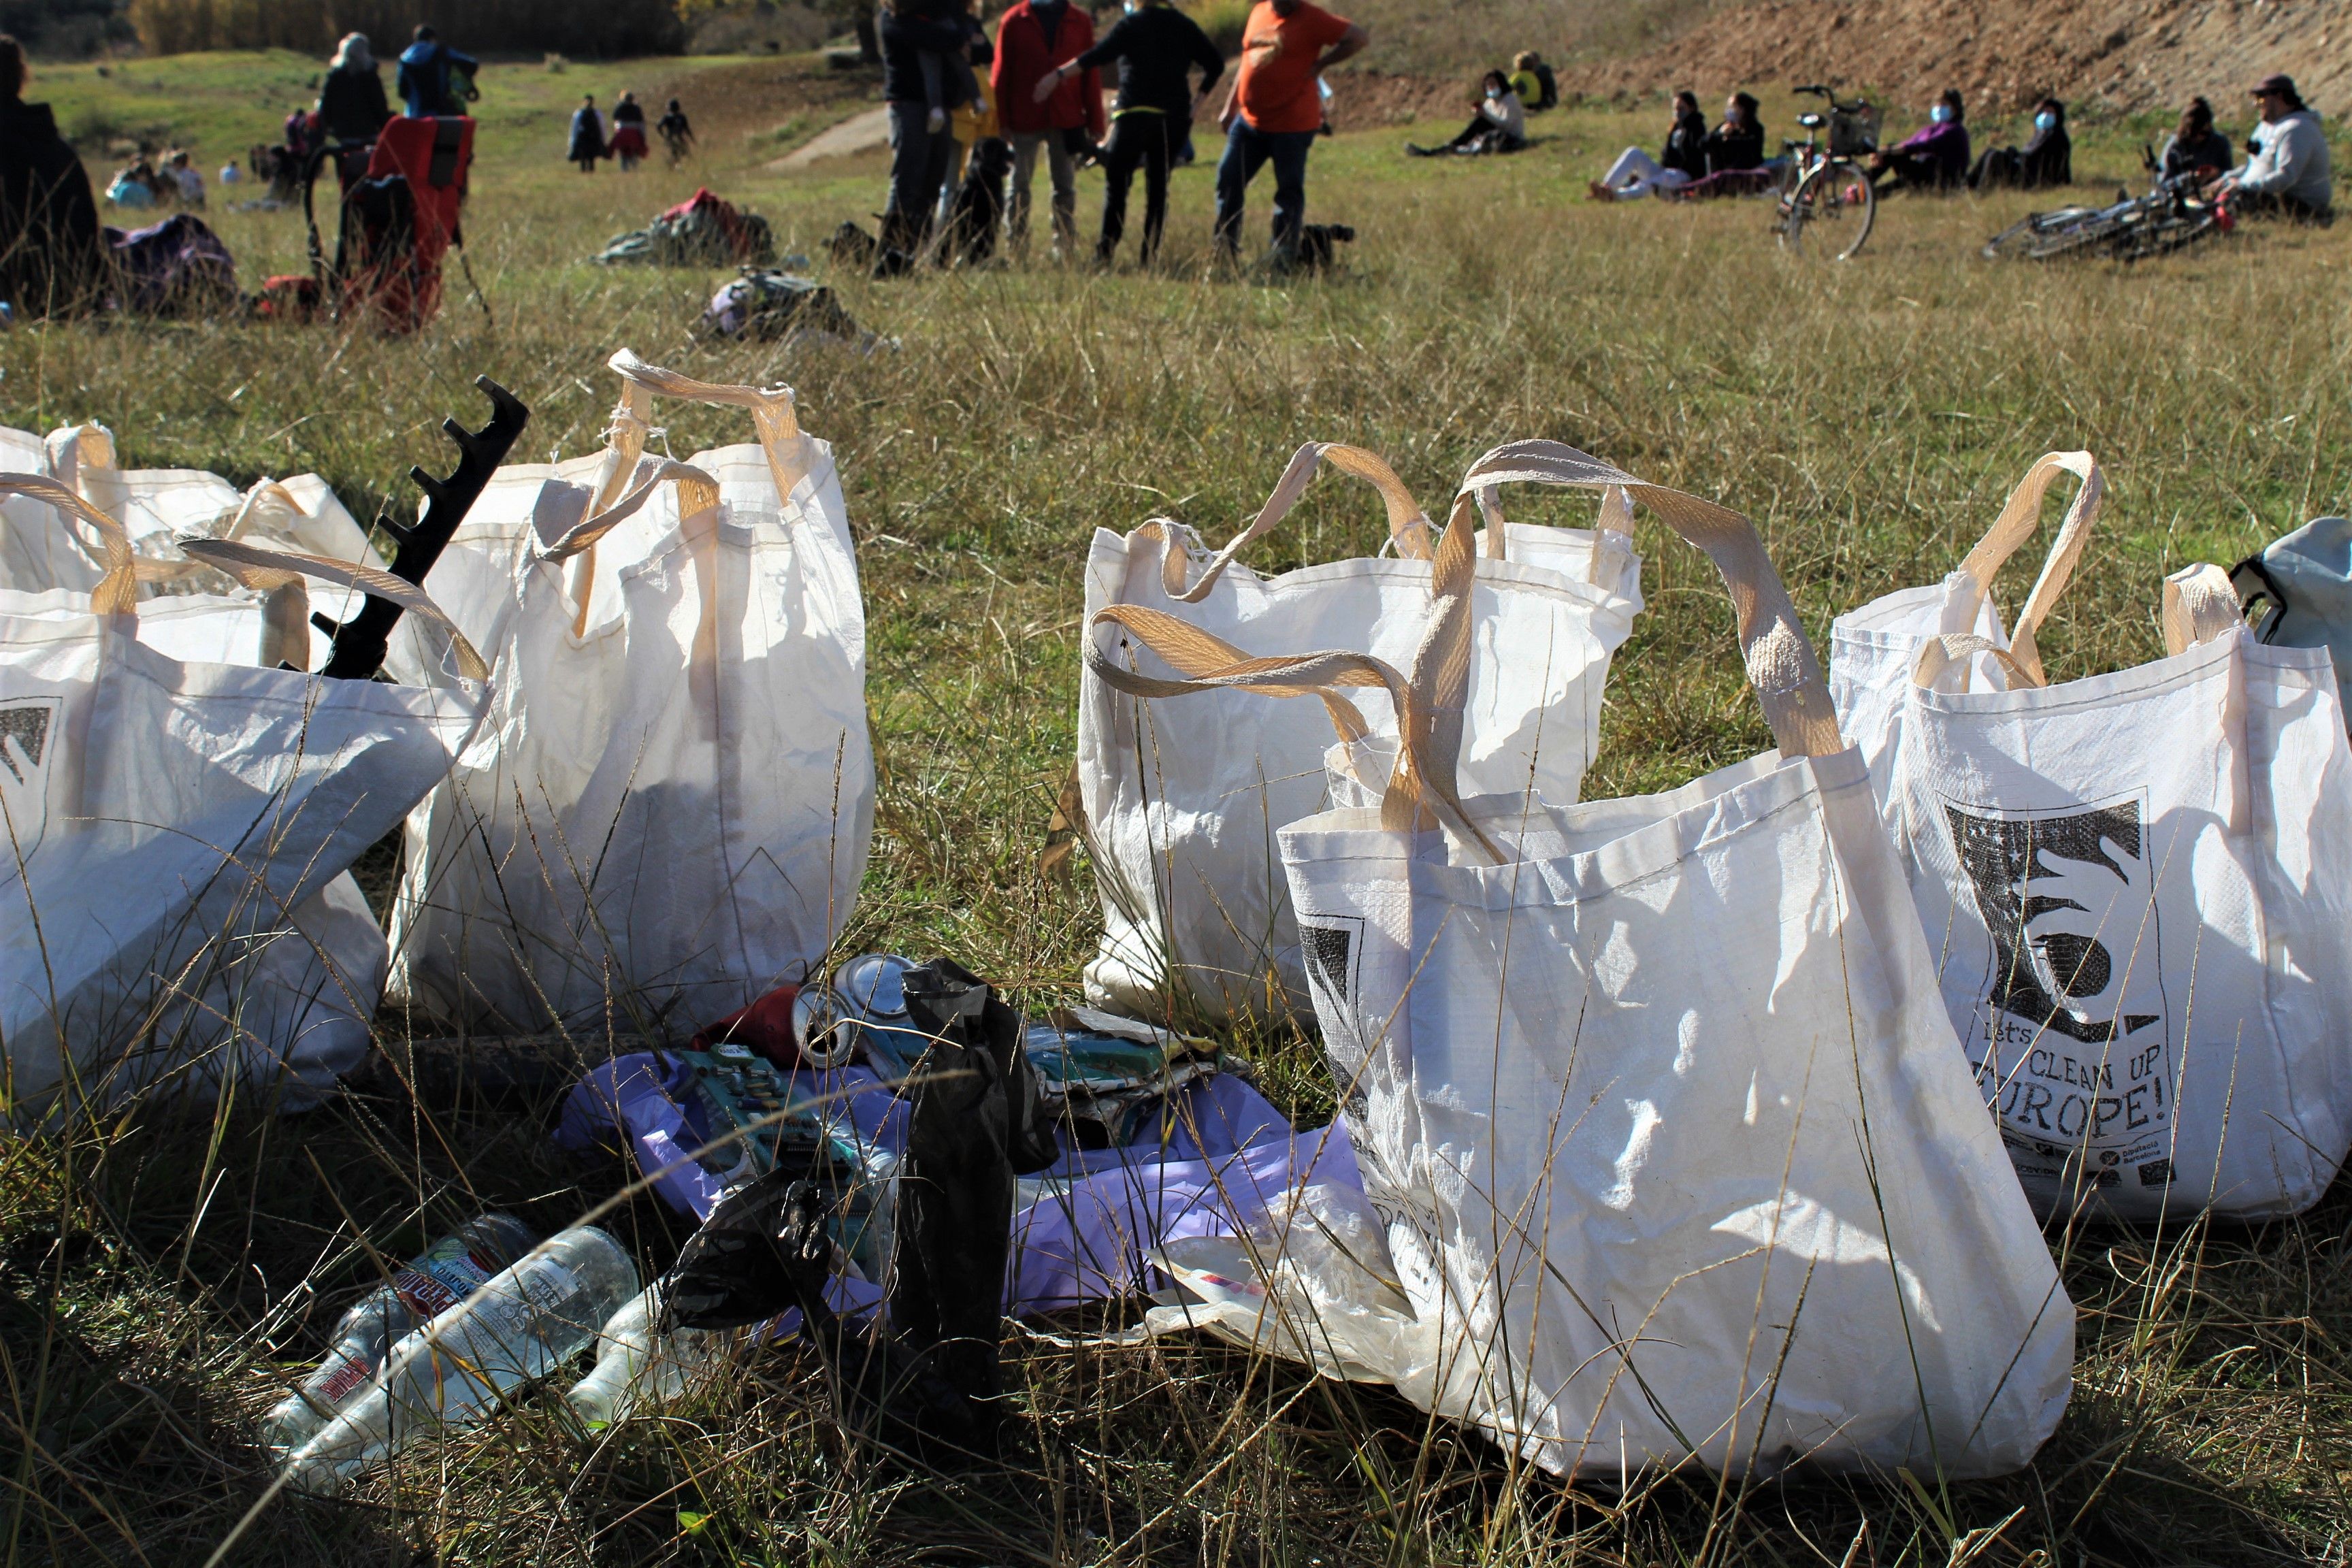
[880,0,978,259]
[0,35,105,318]
[1590,90,1707,199]
[2159,97,2234,184]
[317,34,391,145]
[1968,97,2071,190]
[1703,92,1764,174]
[1034,0,1221,265]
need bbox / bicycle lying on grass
[1776,84,1881,259]
[1981,151,2236,262]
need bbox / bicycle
[1776,84,1881,259]
[1980,148,2234,263]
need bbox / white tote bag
[0,479,488,1118]
[1079,442,1642,1027]
[387,351,874,1034]
[1091,442,2073,1482]
[1833,464,2352,1216]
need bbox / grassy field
[5,51,2352,1567]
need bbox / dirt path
[771,104,892,169]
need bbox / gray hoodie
[2237,107,2333,210]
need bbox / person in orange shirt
[1213,0,1368,264]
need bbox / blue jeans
[1213,120,1316,257]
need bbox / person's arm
[1037,14,1118,103]
[1320,19,1369,71]
[1188,15,1225,104]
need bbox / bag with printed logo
[1077,443,1643,1027]
[1829,453,2352,1218]
[1087,442,2074,1481]
[385,351,874,1033]
[0,477,487,1118]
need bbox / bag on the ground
[2232,513,2352,728]
[1830,453,2352,1218]
[1090,441,2074,1480]
[595,187,775,267]
[698,270,864,344]
[0,477,487,1118]
[104,212,237,316]
[1077,442,1642,1026]
[387,350,874,1033]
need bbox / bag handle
[1154,442,1435,602]
[1085,602,1500,862]
[533,458,723,563]
[0,475,141,617]
[1441,441,1843,767]
[2162,563,2244,656]
[608,348,802,446]
[1910,632,2039,691]
[42,423,117,493]
[1468,460,1637,582]
[179,538,491,683]
[1951,451,2104,687]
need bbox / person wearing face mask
[1669,91,1774,197]
[1968,97,2070,191]
[2207,74,2332,222]
[1588,89,1707,199]
[1405,69,1526,157]
[993,0,1107,259]
[1869,88,1970,191]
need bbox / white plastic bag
[1831,454,2352,1217]
[1092,442,2074,1481]
[0,478,488,1117]
[387,351,873,1033]
[1078,442,1642,1026]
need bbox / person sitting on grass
[1588,89,1708,199]
[1968,97,2070,190]
[1671,92,1774,198]
[2206,74,2332,223]
[568,95,604,174]
[0,34,105,319]
[2159,97,2232,184]
[1407,70,1526,157]
[1510,51,1557,112]
[1869,88,1970,192]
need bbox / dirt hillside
[1564,0,2352,116]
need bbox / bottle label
[310,1347,374,1403]
[393,1245,501,1319]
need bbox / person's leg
[1008,131,1043,252]
[1045,131,1079,252]
[883,103,939,252]
[1267,129,1313,260]
[1096,117,1145,261]
[1213,118,1262,258]
[913,123,956,247]
[1604,146,1664,186]
[1137,116,1175,264]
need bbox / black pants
[1098,112,1180,262]
[2235,190,2332,225]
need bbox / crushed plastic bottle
[564,1285,737,1429]
[260,1213,538,1458]
[278,1225,639,1494]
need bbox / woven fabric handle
[178,537,491,683]
[1953,451,2104,687]
[0,474,140,617]
[1158,442,1435,602]
[1910,632,2039,691]
[534,458,723,562]
[2161,563,2243,656]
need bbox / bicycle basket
[1828,104,1880,157]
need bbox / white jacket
[2238,108,2333,209]
[1480,89,1526,143]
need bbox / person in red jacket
[992,0,1105,257]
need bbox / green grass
[4,63,2352,1566]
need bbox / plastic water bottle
[260,1213,538,1458]
[280,1225,639,1494]
[564,1286,736,1429]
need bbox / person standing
[609,91,648,170]
[2208,74,2332,221]
[396,26,476,118]
[881,0,976,259]
[569,95,604,174]
[317,33,391,145]
[1213,0,1369,265]
[992,0,1105,258]
[657,98,696,165]
[1033,0,1222,265]
[0,34,105,318]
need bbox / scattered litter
[697,267,870,346]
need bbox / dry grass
[2,60,2351,1566]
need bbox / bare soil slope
[1565,0,2352,115]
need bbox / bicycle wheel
[2117,210,2221,263]
[2022,216,2123,261]
[1782,159,1876,259]
[1982,207,2100,259]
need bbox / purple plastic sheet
[556,1054,1360,1316]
